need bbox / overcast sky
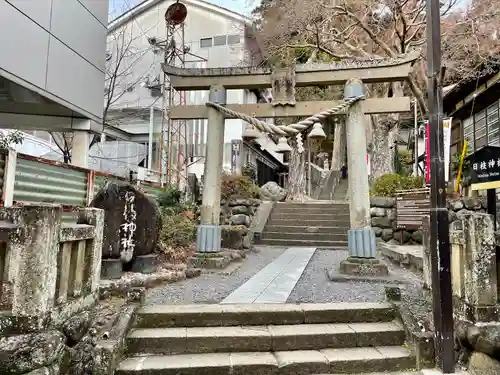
[108,0,257,21]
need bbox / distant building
[0,1,108,166]
[105,0,284,183]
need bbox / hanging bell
[307,123,326,140]
[275,137,292,153]
[242,123,260,140]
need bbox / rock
[66,335,95,375]
[185,268,201,278]
[228,198,252,207]
[457,208,474,219]
[463,198,482,210]
[260,181,287,201]
[393,230,412,243]
[221,225,248,249]
[370,196,395,208]
[231,205,249,215]
[370,207,386,217]
[387,208,397,221]
[91,183,162,263]
[62,310,92,347]
[411,230,423,244]
[0,330,66,374]
[455,320,475,348]
[371,217,392,229]
[373,227,383,237]
[381,229,393,241]
[450,199,464,211]
[242,234,252,249]
[229,214,251,227]
[24,364,60,375]
[469,351,500,375]
[472,325,500,359]
[388,239,399,245]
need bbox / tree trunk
[287,136,307,201]
[370,115,397,180]
[330,119,346,171]
[369,82,403,180]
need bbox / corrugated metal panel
[13,157,88,206]
[0,152,6,200]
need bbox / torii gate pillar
[341,78,385,274]
[195,84,225,254]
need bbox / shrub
[221,174,260,200]
[159,209,197,248]
[371,173,425,196]
[157,184,182,208]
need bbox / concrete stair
[332,178,349,201]
[117,303,415,375]
[257,202,350,247]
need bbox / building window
[487,102,499,145]
[463,99,500,151]
[227,34,240,45]
[213,35,227,46]
[200,38,212,48]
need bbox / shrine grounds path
[146,247,422,306]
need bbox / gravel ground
[287,249,387,303]
[146,246,286,305]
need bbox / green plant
[157,184,182,208]
[371,173,425,196]
[159,210,197,248]
[221,174,259,200]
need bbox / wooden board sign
[396,192,430,230]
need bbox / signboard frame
[395,188,431,234]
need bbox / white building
[0,0,108,166]
[105,0,284,183]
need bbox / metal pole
[413,99,419,176]
[148,106,154,170]
[426,0,454,371]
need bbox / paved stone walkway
[221,247,316,304]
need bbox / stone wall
[371,196,487,245]
[220,197,261,250]
[0,204,106,375]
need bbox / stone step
[269,211,350,223]
[117,346,414,375]
[127,321,404,355]
[134,303,397,328]
[267,218,350,227]
[272,207,350,214]
[256,238,348,247]
[262,232,347,241]
[264,225,349,234]
[275,202,349,208]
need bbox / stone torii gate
[163,52,418,264]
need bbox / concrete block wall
[371,196,487,246]
[0,204,104,332]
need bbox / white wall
[0,0,108,121]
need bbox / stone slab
[116,346,414,375]
[378,243,423,271]
[131,254,157,274]
[339,259,389,276]
[126,322,404,355]
[187,254,230,269]
[134,302,395,328]
[101,259,122,279]
[221,247,316,304]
